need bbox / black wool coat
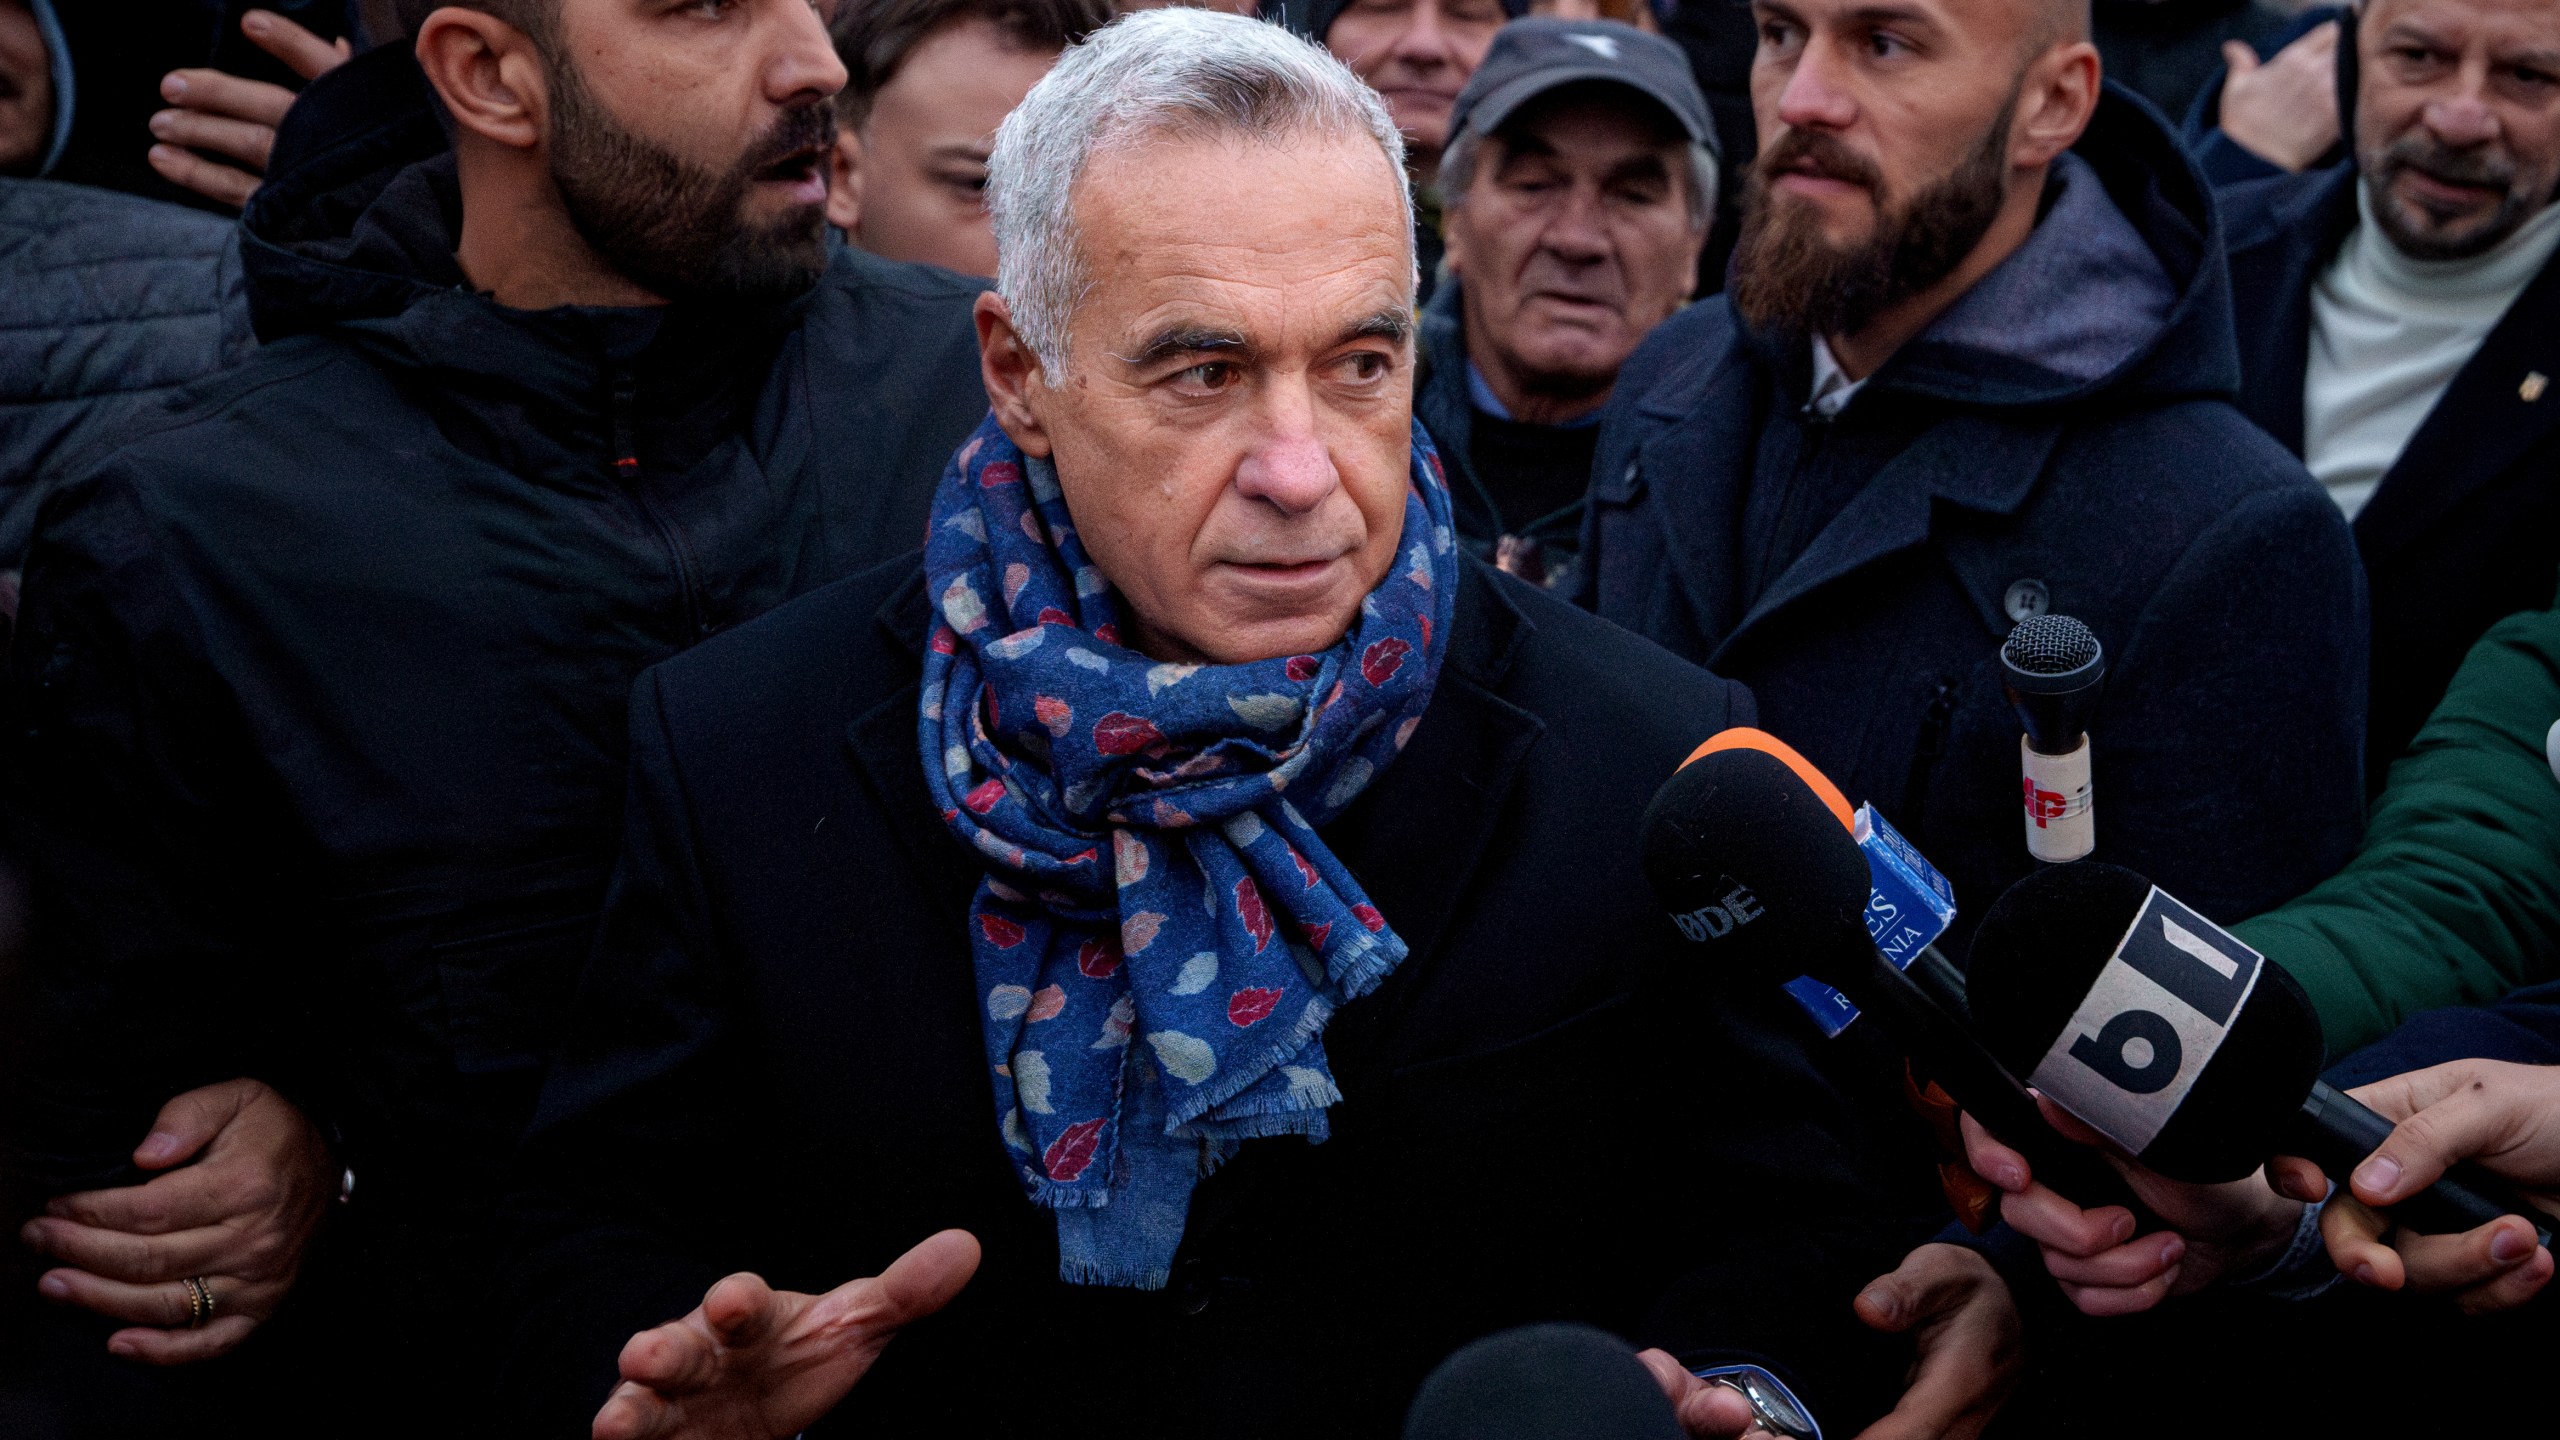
[2221,161,2560,787]
[498,555,1930,1438]
[0,42,989,1317]
[1576,93,2370,948]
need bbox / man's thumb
[133,1080,252,1169]
[870,1229,981,1330]
[1855,1269,1919,1334]
[2223,39,2261,77]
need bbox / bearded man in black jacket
[0,0,986,1426]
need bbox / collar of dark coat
[1613,306,2063,659]
[2221,162,2359,451]
[841,552,1546,1064]
[242,44,809,481]
[1413,278,1487,531]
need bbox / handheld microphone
[1638,731,2145,1219]
[2001,615,2104,863]
[1968,862,2553,1241]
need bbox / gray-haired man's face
[980,130,1417,667]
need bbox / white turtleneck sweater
[2303,186,2560,520]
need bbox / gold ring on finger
[181,1276,215,1330]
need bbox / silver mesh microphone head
[2003,614,2101,678]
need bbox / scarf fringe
[1160,993,1338,1127]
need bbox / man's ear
[413,7,548,152]
[2012,40,2102,169]
[827,127,865,233]
[975,291,1055,459]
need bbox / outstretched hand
[148,8,349,209]
[593,1229,982,1440]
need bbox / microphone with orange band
[1639,728,2148,1226]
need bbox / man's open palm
[592,1229,981,1440]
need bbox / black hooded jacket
[0,44,991,1263]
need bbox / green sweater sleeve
[2233,601,2560,1059]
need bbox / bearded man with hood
[0,0,987,1431]
[1576,0,2371,951]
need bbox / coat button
[1171,1258,1213,1317]
[2003,578,2050,623]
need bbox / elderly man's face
[979,131,1416,666]
[2356,0,2560,259]
[0,0,51,177]
[1445,89,1706,410]
[1326,0,1507,162]
[830,18,1060,278]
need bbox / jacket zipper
[610,369,709,641]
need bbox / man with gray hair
[1423,17,1716,589]
[497,11,2023,1439]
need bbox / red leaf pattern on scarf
[980,914,1027,948]
[1042,1117,1106,1182]
[1077,938,1122,979]
[963,778,1006,815]
[1353,904,1385,932]
[1227,987,1282,1027]
[1285,655,1321,682]
[1093,712,1165,756]
[1236,877,1273,952]
[1361,638,1411,687]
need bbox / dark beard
[545,57,835,304]
[1729,89,2018,343]
[2364,130,2546,260]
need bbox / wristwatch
[1686,1363,1821,1440]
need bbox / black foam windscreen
[1967,863,2327,1182]
[2002,614,2101,678]
[1637,746,1873,991]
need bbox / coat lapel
[1623,324,1761,648]
[2355,245,2560,569]
[2224,166,2358,453]
[1711,413,2058,669]
[1317,562,1545,1080]
[842,571,983,928]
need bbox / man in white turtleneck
[2219,0,2560,785]
[2304,0,2560,518]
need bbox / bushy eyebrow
[1114,310,1410,369]
[1339,308,1413,347]
[1116,325,1253,368]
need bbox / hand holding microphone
[1960,862,2560,1314]
[2268,1058,2560,1312]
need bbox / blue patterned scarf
[919,414,1458,1288]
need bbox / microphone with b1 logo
[2000,614,2104,863]
[1967,861,2552,1241]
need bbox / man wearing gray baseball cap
[1420,17,1716,589]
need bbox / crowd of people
[1,0,2557,1435]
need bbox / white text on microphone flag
[2027,887,2264,1153]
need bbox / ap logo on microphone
[2028,888,2263,1152]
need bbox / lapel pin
[2524,372,2550,403]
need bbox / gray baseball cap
[1448,18,1718,161]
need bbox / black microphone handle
[2290,1081,2554,1248]
[1828,926,2159,1230]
